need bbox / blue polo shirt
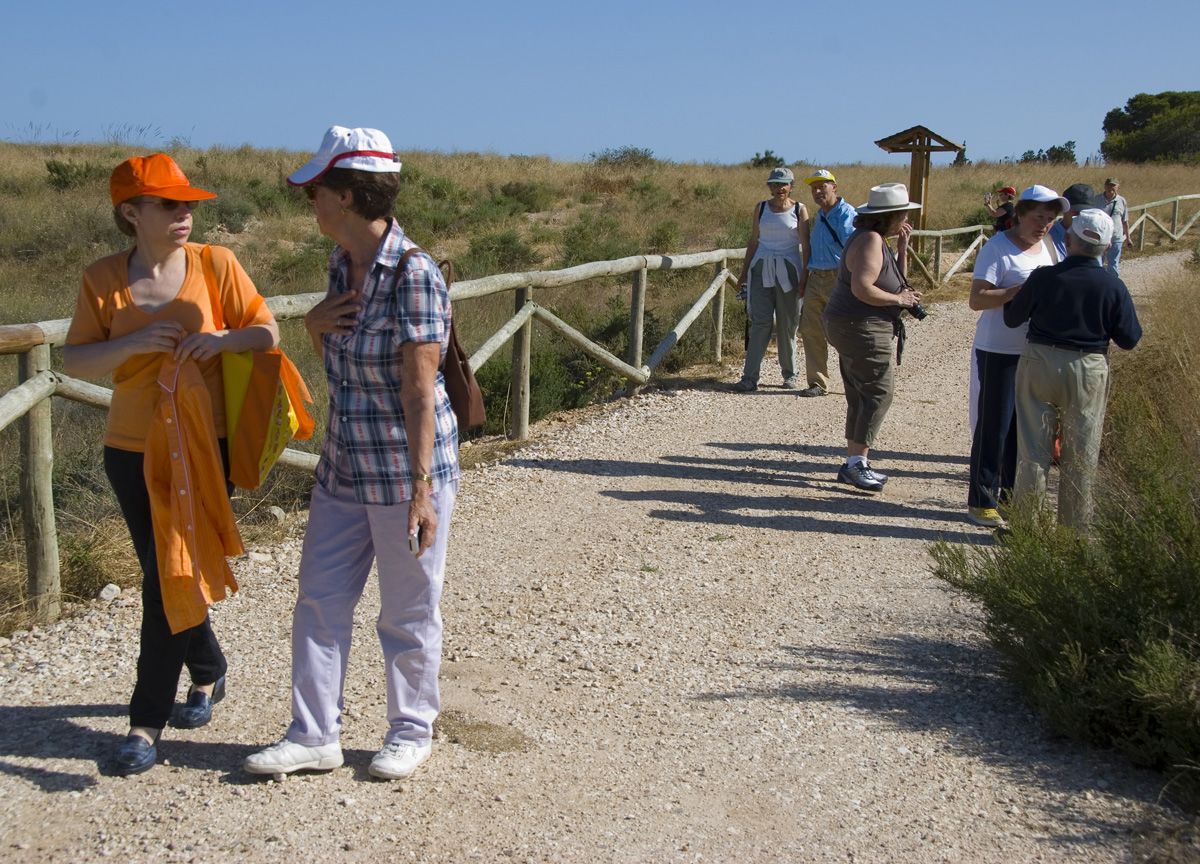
[807,198,857,271]
[1048,222,1068,260]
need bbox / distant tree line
[1101,91,1200,163]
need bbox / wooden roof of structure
[874,125,964,154]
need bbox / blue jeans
[1104,238,1123,276]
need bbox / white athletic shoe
[368,740,432,781]
[244,738,343,775]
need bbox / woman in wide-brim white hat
[820,183,923,492]
[245,126,461,783]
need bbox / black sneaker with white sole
[836,462,884,492]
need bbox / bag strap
[199,245,225,331]
[1042,235,1060,265]
[819,211,844,249]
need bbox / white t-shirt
[971,232,1054,355]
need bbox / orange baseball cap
[109,153,217,205]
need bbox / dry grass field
[1,140,1198,632]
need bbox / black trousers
[104,444,231,730]
[968,349,1019,509]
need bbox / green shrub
[589,146,656,169]
[646,220,681,254]
[749,150,786,168]
[458,230,542,278]
[560,212,639,267]
[498,181,554,213]
[692,183,723,201]
[45,159,107,190]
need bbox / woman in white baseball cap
[964,184,1067,528]
[245,126,461,782]
[821,183,924,492]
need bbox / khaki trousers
[799,268,836,390]
[824,316,895,448]
[1014,342,1110,529]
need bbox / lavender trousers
[287,479,457,748]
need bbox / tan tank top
[824,229,905,322]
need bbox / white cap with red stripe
[287,126,401,186]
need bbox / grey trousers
[288,478,458,747]
[742,260,802,383]
[1014,342,1110,529]
[824,315,895,448]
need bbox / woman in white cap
[965,185,1066,528]
[63,154,280,775]
[245,127,460,781]
[732,166,810,391]
[821,183,923,492]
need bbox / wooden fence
[907,192,1200,288]
[0,248,744,623]
[2,191,1197,623]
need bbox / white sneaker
[244,738,343,775]
[368,740,431,781]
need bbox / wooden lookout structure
[874,125,964,234]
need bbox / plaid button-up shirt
[315,219,460,505]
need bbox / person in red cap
[983,186,1017,233]
[63,153,280,775]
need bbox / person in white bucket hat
[821,183,924,492]
[246,126,461,783]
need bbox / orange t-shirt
[66,243,274,452]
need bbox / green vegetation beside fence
[932,259,1200,810]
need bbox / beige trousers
[799,268,836,390]
[1014,342,1110,529]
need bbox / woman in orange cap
[63,153,280,775]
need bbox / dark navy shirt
[1004,255,1142,353]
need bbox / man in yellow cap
[798,169,857,397]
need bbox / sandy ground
[0,252,1193,863]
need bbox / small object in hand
[907,302,928,321]
[409,532,421,556]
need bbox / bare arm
[173,319,279,363]
[969,278,1023,311]
[735,206,762,286]
[847,233,921,309]
[400,340,442,556]
[62,320,187,379]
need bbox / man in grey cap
[1092,178,1132,275]
[797,169,856,397]
[1048,183,1096,260]
[1004,209,1142,529]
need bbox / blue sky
[2,0,1195,166]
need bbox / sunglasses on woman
[138,198,196,212]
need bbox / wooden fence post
[1138,215,1146,252]
[933,236,943,285]
[710,260,725,363]
[626,268,647,396]
[510,286,532,440]
[18,344,61,623]
[1172,199,1180,236]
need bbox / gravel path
[0,252,1191,863]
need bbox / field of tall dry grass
[1,140,1198,631]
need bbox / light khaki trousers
[799,268,836,390]
[1014,342,1110,529]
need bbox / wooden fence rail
[0,248,742,622]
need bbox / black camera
[907,302,928,321]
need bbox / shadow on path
[698,634,1160,848]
